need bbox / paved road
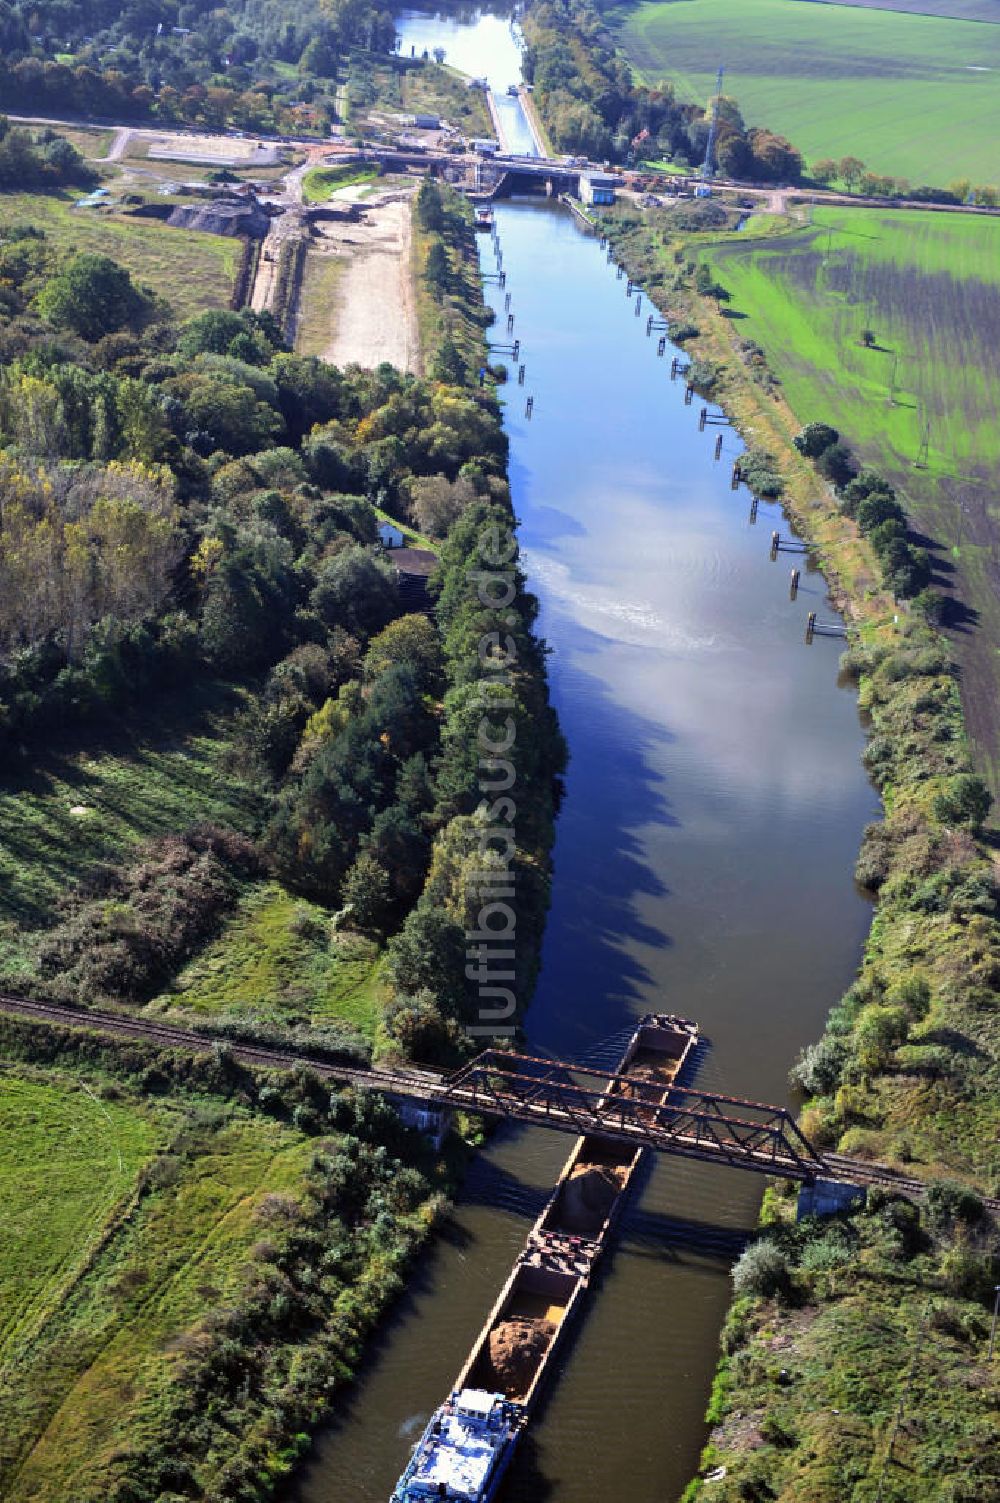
[11,110,1000,219]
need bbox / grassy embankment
[0,190,239,319]
[149,882,387,1035]
[293,251,347,356]
[0,1054,443,1503]
[700,206,1000,791]
[301,164,379,202]
[610,0,1000,185]
[599,201,1000,1502]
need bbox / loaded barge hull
[391,1013,698,1503]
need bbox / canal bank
[294,151,877,1502]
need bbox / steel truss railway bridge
[2,995,992,1209]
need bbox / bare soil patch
[300,189,420,373]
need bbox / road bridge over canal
[2,995,993,1210]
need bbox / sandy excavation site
[298,187,420,374]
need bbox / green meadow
[152,880,387,1035]
[0,191,240,318]
[0,1072,171,1366]
[701,205,1000,781]
[0,682,262,978]
[0,1069,318,1502]
[611,0,1000,185]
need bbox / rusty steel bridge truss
[436,1049,825,1179]
[7,994,998,1204]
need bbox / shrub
[798,1229,856,1275]
[385,906,469,1017]
[940,1246,993,1301]
[35,826,259,1005]
[793,422,839,458]
[740,447,784,497]
[340,852,394,933]
[688,357,722,394]
[933,774,992,831]
[852,1003,909,1072]
[925,1179,984,1228]
[840,469,895,517]
[383,989,465,1065]
[790,1034,847,1096]
[856,491,906,534]
[816,441,857,488]
[731,1241,791,1299]
[912,587,945,625]
[855,822,893,890]
[887,973,931,1021]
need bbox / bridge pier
[391,1096,452,1151]
[797,1178,867,1221]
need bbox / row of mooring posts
[489,223,534,420]
[601,239,847,648]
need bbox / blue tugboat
[391,1389,523,1502]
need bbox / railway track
[1,993,995,1210]
[0,992,438,1099]
[819,1153,1000,1213]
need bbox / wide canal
[297,12,880,1501]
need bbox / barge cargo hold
[391,1014,698,1503]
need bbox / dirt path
[102,127,131,162]
[306,192,420,373]
[249,222,286,314]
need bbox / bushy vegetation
[0,183,561,1062]
[0,116,95,190]
[687,1187,1000,1503]
[793,423,932,600]
[0,0,393,135]
[34,825,259,1005]
[412,180,498,384]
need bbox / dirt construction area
[298,188,420,373]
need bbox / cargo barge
[391,1013,698,1503]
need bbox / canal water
[296,15,880,1503]
[396,6,539,155]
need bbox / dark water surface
[297,34,878,1502]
